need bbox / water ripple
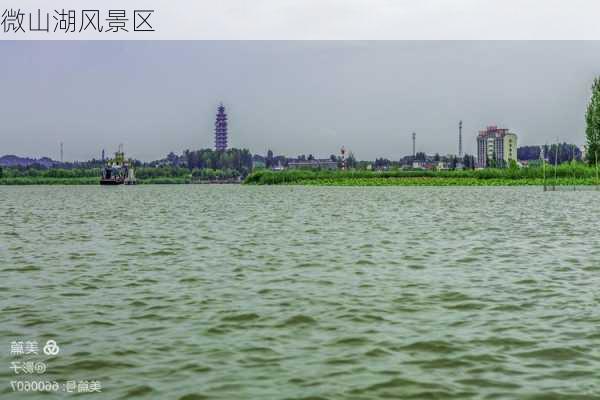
[2,185,600,399]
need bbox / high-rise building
[477,126,517,167]
[214,103,228,151]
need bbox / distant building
[436,161,449,170]
[477,126,517,167]
[214,103,228,151]
[411,160,445,170]
[252,154,266,169]
[288,159,338,170]
[412,161,426,170]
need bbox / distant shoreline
[244,177,599,187]
[0,178,241,185]
[2,178,598,187]
[2,165,599,186]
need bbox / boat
[100,147,136,185]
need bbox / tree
[517,146,541,161]
[449,156,457,170]
[542,143,581,165]
[181,148,252,176]
[486,151,497,168]
[166,152,179,166]
[586,77,600,165]
[462,154,473,169]
[346,152,357,169]
[374,158,391,170]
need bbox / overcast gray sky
[0,41,598,161]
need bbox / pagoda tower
[214,103,228,151]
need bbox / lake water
[2,185,600,399]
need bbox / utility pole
[542,144,547,191]
[459,120,463,158]
[554,138,559,190]
[594,150,600,190]
[412,132,416,158]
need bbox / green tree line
[587,77,600,165]
[183,148,252,176]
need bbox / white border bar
[1,0,599,40]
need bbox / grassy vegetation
[0,177,99,185]
[244,164,600,186]
[138,177,190,184]
[0,176,193,185]
[2,163,598,186]
[0,167,236,185]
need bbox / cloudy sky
[0,41,598,161]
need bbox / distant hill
[0,155,58,168]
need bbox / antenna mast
[459,121,463,158]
